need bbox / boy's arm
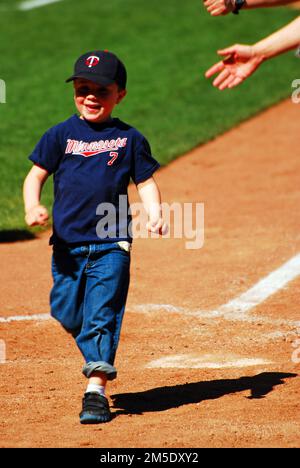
[23,164,50,226]
[136,176,168,235]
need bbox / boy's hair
[66,50,127,90]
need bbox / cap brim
[65,73,115,86]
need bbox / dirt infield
[0,99,300,448]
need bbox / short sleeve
[130,136,160,185]
[29,128,62,175]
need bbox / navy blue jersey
[29,115,160,245]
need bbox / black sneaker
[79,392,111,424]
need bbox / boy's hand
[25,204,49,227]
[146,218,168,236]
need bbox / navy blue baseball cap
[66,50,127,89]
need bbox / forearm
[253,16,300,59]
[137,177,162,222]
[23,174,43,212]
[23,166,50,226]
[23,165,49,212]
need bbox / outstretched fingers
[218,74,236,90]
[212,68,231,88]
[228,75,244,88]
[205,60,225,78]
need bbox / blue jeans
[50,242,131,380]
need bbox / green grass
[0,0,299,231]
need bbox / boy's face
[73,78,126,123]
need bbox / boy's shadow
[0,229,36,243]
[111,372,297,416]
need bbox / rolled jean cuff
[82,361,117,380]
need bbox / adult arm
[205,16,300,89]
[203,0,296,17]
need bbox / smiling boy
[23,50,166,424]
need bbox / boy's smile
[74,78,126,123]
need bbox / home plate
[146,354,272,369]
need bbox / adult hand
[205,44,264,89]
[203,0,235,16]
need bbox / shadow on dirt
[111,372,297,416]
[0,229,36,243]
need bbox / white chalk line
[0,339,6,364]
[146,354,272,369]
[0,313,51,323]
[1,254,300,369]
[212,253,300,317]
[132,304,300,328]
[1,307,299,328]
[2,252,300,327]
[142,254,300,369]
[19,0,62,11]
[139,253,300,320]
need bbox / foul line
[0,313,51,323]
[134,253,300,322]
[19,0,62,10]
[2,253,300,324]
[213,253,300,317]
[132,304,300,327]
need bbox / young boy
[23,50,166,424]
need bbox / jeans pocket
[116,241,132,253]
